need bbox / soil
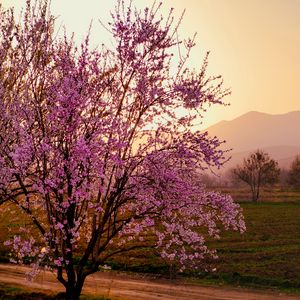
[0,264,299,300]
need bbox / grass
[0,283,59,299]
[104,201,300,292]
[0,283,111,300]
[199,202,300,292]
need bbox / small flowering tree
[0,1,245,299]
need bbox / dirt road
[0,264,299,300]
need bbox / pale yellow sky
[2,0,300,128]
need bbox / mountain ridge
[205,110,300,170]
[211,110,300,126]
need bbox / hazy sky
[2,0,300,127]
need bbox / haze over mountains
[205,111,300,170]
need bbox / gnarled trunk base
[65,279,84,300]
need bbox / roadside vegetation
[0,283,111,300]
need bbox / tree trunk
[65,279,85,300]
[251,190,258,202]
[251,186,256,202]
[256,188,260,202]
[251,183,259,202]
[169,263,176,280]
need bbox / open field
[217,186,300,203]
[0,190,300,295]
[206,201,300,290]
[103,201,300,292]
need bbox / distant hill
[205,111,300,171]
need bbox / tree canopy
[287,155,300,188]
[0,1,245,299]
[232,150,280,202]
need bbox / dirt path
[0,264,299,300]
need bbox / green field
[1,197,300,293]
[206,202,300,291]
[104,201,300,292]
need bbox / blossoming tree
[0,1,245,299]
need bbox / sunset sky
[2,0,300,128]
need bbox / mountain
[205,111,300,170]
